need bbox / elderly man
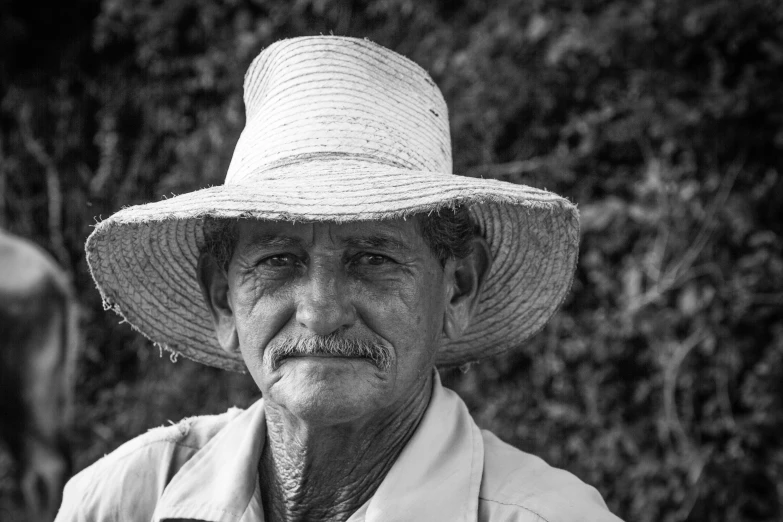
[57,37,622,521]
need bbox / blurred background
[1,0,782,521]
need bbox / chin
[268,358,391,425]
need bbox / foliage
[1,1,782,520]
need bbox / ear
[442,236,492,340]
[197,252,239,354]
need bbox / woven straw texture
[86,36,580,372]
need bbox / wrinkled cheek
[233,291,295,368]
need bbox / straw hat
[86,36,579,372]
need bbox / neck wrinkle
[258,373,433,522]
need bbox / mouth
[276,354,378,368]
[283,354,372,361]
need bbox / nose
[296,265,356,336]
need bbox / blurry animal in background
[0,230,79,522]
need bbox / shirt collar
[352,371,484,522]
[154,371,483,522]
[153,397,267,521]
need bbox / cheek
[357,269,446,353]
[230,278,295,358]
[404,266,447,325]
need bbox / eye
[260,254,301,268]
[353,253,392,266]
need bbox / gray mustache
[264,334,392,371]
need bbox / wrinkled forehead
[235,218,426,253]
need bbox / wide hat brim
[86,166,579,372]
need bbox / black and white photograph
[1,1,781,521]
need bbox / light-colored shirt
[56,373,623,521]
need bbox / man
[57,36,622,521]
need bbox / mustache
[263,333,392,372]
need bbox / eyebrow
[340,234,410,252]
[243,234,305,251]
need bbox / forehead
[235,218,426,251]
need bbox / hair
[202,217,238,272]
[263,333,393,372]
[201,205,478,271]
[416,205,478,265]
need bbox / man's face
[221,219,450,425]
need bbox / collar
[153,371,484,522]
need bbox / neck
[259,374,433,522]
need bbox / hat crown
[226,36,452,185]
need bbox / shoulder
[478,430,624,522]
[55,407,245,522]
